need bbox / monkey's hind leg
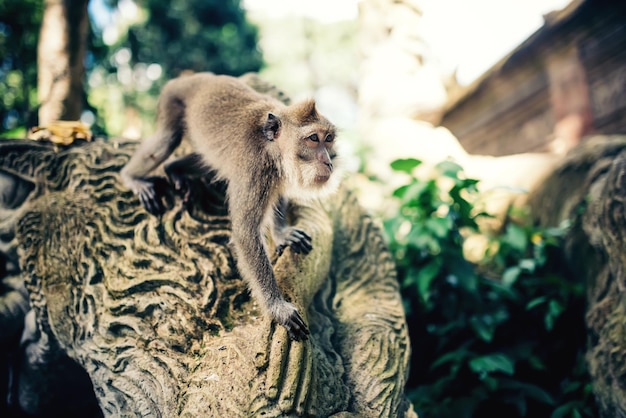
[272,197,313,256]
[121,127,184,216]
[164,153,206,205]
[120,87,186,215]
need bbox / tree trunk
[37,0,89,126]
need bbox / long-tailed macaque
[120,73,340,341]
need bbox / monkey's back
[160,73,284,181]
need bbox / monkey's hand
[274,302,310,341]
[275,227,313,256]
[134,176,170,215]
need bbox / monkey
[120,73,340,341]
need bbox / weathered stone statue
[0,76,416,417]
[530,136,626,418]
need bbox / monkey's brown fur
[121,73,339,340]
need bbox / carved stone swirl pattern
[5,134,416,417]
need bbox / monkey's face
[263,100,340,200]
[271,100,340,201]
[295,126,336,178]
[284,127,340,201]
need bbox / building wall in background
[441,0,626,156]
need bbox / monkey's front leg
[272,197,313,256]
[230,191,310,341]
[232,227,310,341]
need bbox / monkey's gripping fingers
[276,228,313,256]
[276,303,310,341]
[135,176,169,216]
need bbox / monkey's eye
[324,134,334,143]
[308,133,319,142]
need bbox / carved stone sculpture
[0,77,416,417]
[529,136,626,418]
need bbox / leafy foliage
[126,0,262,80]
[384,160,596,418]
[0,0,43,133]
[0,0,112,135]
[89,0,263,136]
[0,0,263,136]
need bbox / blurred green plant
[0,0,112,136]
[384,158,596,418]
[90,0,263,136]
[0,0,263,137]
[0,0,43,134]
[126,0,262,81]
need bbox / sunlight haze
[244,0,573,85]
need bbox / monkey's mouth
[314,175,330,184]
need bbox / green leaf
[528,355,546,370]
[502,266,522,286]
[416,259,443,302]
[519,258,536,272]
[504,224,528,252]
[382,218,401,242]
[526,296,547,310]
[407,227,441,254]
[402,180,434,207]
[436,160,463,178]
[499,379,555,405]
[551,401,581,418]
[459,178,480,189]
[392,184,410,198]
[425,217,452,238]
[448,183,480,229]
[401,267,419,289]
[469,315,495,342]
[549,299,564,316]
[544,222,569,238]
[469,354,515,376]
[563,380,582,394]
[430,349,468,370]
[390,158,421,174]
[545,299,564,331]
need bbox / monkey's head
[263,99,340,201]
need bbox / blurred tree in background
[127,0,262,79]
[90,0,263,136]
[0,0,262,137]
[38,0,90,127]
[0,0,43,135]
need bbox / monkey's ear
[263,113,281,141]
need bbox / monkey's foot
[167,172,192,205]
[273,302,310,341]
[275,227,313,256]
[135,176,169,215]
